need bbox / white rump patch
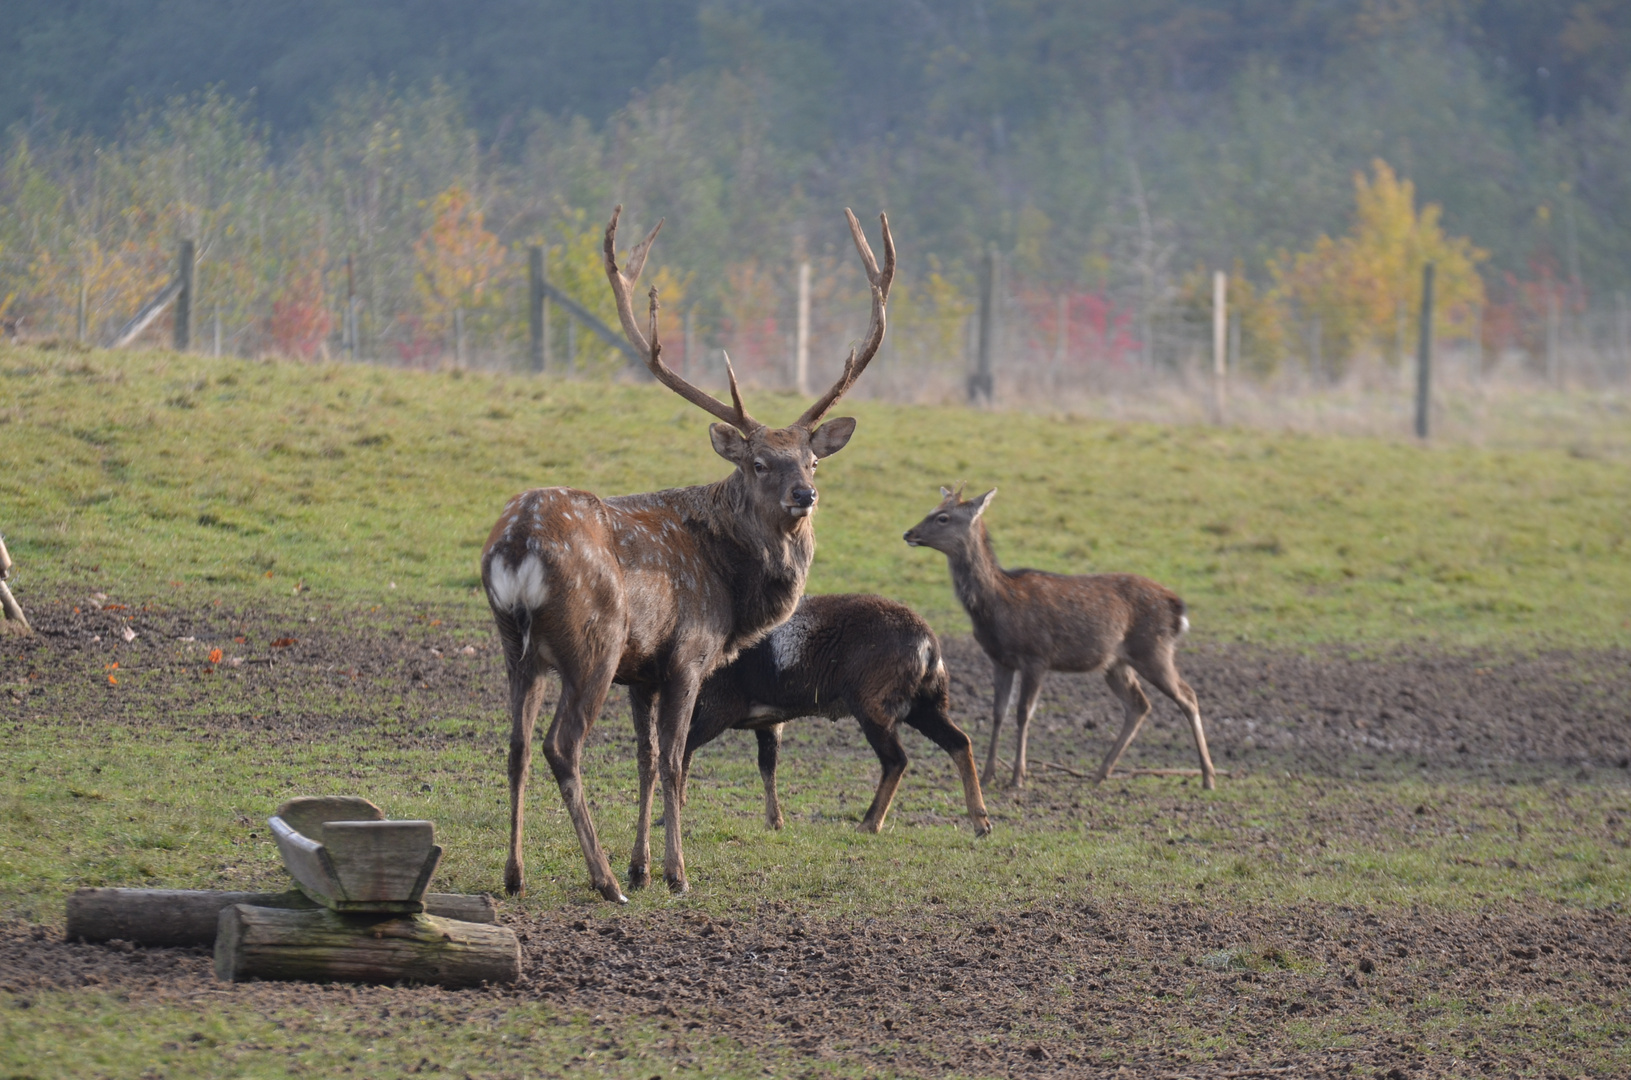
[487,554,548,612]
[916,636,935,673]
[1179,615,1190,635]
[770,611,812,672]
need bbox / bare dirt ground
[5,598,1631,1076]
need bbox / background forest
[2,0,1629,396]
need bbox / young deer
[482,206,893,901]
[903,486,1216,791]
[680,593,992,836]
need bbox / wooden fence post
[1211,270,1227,424]
[528,246,546,373]
[969,245,997,404]
[454,308,466,367]
[1416,262,1435,440]
[174,239,195,351]
[77,274,88,345]
[1053,292,1067,393]
[794,260,811,396]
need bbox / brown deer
[482,205,894,901]
[903,486,1216,791]
[678,593,992,836]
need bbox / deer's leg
[656,665,706,895]
[628,685,658,889]
[983,664,1016,787]
[903,695,991,836]
[1095,661,1151,785]
[857,713,908,834]
[540,661,626,904]
[1139,656,1217,791]
[503,660,551,898]
[1010,666,1047,790]
[756,724,786,830]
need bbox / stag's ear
[968,488,997,519]
[710,423,750,464]
[809,416,856,458]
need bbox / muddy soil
[3,900,1628,1076]
[6,597,1630,777]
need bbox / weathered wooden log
[66,888,498,947]
[214,904,520,987]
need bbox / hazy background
[3,1,1628,416]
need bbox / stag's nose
[790,485,817,510]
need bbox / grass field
[3,344,1629,646]
[2,343,1630,1078]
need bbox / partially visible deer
[903,486,1215,791]
[482,205,893,901]
[679,593,991,836]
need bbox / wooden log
[215,904,520,987]
[66,888,498,947]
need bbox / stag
[679,593,992,836]
[482,206,894,900]
[903,486,1216,791]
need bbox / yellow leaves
[412,184,504,333]
[1271,160,1485,372]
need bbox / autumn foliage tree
[1272,160,1485,375]
[413,184,503,339]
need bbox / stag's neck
[627,472,815,643]
[947,522,1007,619]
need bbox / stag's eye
[753,460,767,475]
[937,514,950,524]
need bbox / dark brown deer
[677,593,992,836]
[903,486,1216,791]
[482,205,894,901]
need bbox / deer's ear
[968,488,997,519]
[809,416,856,458]
[710,423,749,464]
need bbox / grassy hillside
[2,342,1629,646]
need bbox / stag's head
[603,205,894,531]
[903,485,996,554]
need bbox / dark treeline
[2,1,1628,382]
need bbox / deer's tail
[1168,594,1190,638]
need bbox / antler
[796,209,897,430]
[604,205,760,433]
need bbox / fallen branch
[1002,757,1229,781]
[108,277,183,348]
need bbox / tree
[1271,160,1485,375]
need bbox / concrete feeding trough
[269,796,442,913]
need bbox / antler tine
[796,210,896,429]
[604,206,760,433]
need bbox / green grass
[3,342,1630,646]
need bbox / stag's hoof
[972,817,993,838]
[765,816,784,831]
[1202,774,1217,791]
[628,864,651,890]
[856,819,883,835]
[504,863,525,897]
[666,875,690,896]
[597,880,630,904]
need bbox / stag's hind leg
[628,686,658,889]
[1009,666,1047,789]
[540,657,627,904]
[1094,661,1152,784]
[1136,652,1217,790]
[756,725,786,829]
[503,658,551,898]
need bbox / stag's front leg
[541,664,627,904]
[656,665,706,895]
[504,662,551,897]
[628,685,658,889]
